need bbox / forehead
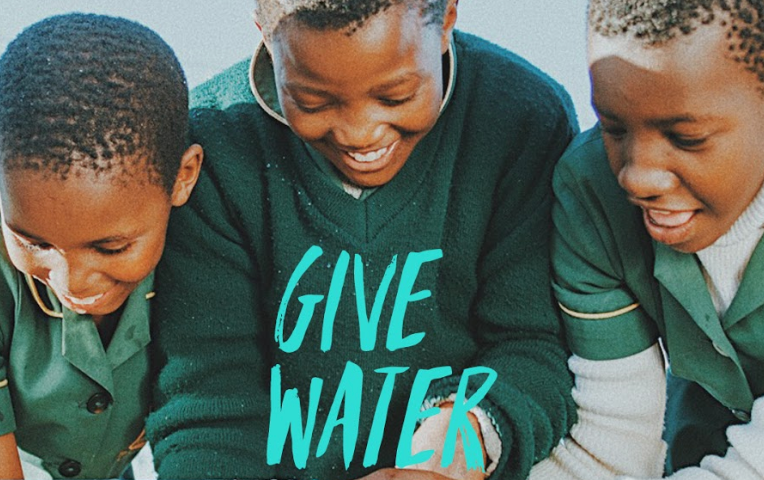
[270,4,439,86]
[0,167,159,217]
[588,20,730,72]
[587,20,764,112]
[0,167,169,243]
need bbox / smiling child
[145,0,579,479]
[0,14,201,479]
[529,0,764,478]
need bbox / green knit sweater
[146,31,577,480]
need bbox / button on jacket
[0,243,152,479]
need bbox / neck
[93,311,121,348]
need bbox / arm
[423,94,579,479]
[0,273,20,480]
[407,405,486,480]
[0,432,23,480]
[533,386,764,480]
[145,111,273,479]
[616,396,764,480]
[525,129,666,479]
[528,345,667,480]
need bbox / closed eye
[599,123,627,140]
[667,132,708,150]
[294,102,332,114]
[93,243,132,256]
[379,95,415,107]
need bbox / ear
[440,0,458,54]
[170,144,203,207]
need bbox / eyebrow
[369,73,423,94]
[284,83,332,97]
[285,72,424,97]
[5,223,132,245]
[595,105,717,126]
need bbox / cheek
[116,240,166,284]
[102,231,167,286]
[397,86,443,134]
[601,138,624,176]
[284,108,330,142]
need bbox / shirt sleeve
[621,396,764,480]
[551,131,659,361]
[531,353,764,480]
[0,365,15,436]
[0,259,17,437]
[528,344,668,480]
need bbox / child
[0,14,201,479]
[145,0,579,479]
[530,0,764,478]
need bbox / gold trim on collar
[24,274,63,319]
[558,302,640,320]
[248,39,457,126]
[0,379,8,388]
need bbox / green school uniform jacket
[553,126,764,472]
[146,31,578,480]
[0,244,153,478]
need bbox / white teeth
[63,293,104,305]
[646,209,695,228]
[347,146,389,163]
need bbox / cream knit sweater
[530,186,764,479]
[528,346,764,479]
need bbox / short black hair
[0,13,188,193]
[588,0,764,84]
[289,0,448,35]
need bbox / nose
[614,135,678,200]
[331,104,387,150]
[46,252,101,297]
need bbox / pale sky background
[0,1,596,128]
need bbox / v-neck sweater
[147,30,578,480]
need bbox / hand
[356,467,455,480]
[408,404,487,480]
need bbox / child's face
[0,162,191,317]
[589,20,764,253]
[269,2,454,187]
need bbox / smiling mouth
[345,145,392,163]
[62,292,104,306]
[641,207,700,247]
[339,141,399,173]
[645,208,696,228]
[47,286,112,314]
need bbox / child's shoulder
[454,30,575,122]
[190,59,255,111]
[555,126,613,187]
[553,127,645,241]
